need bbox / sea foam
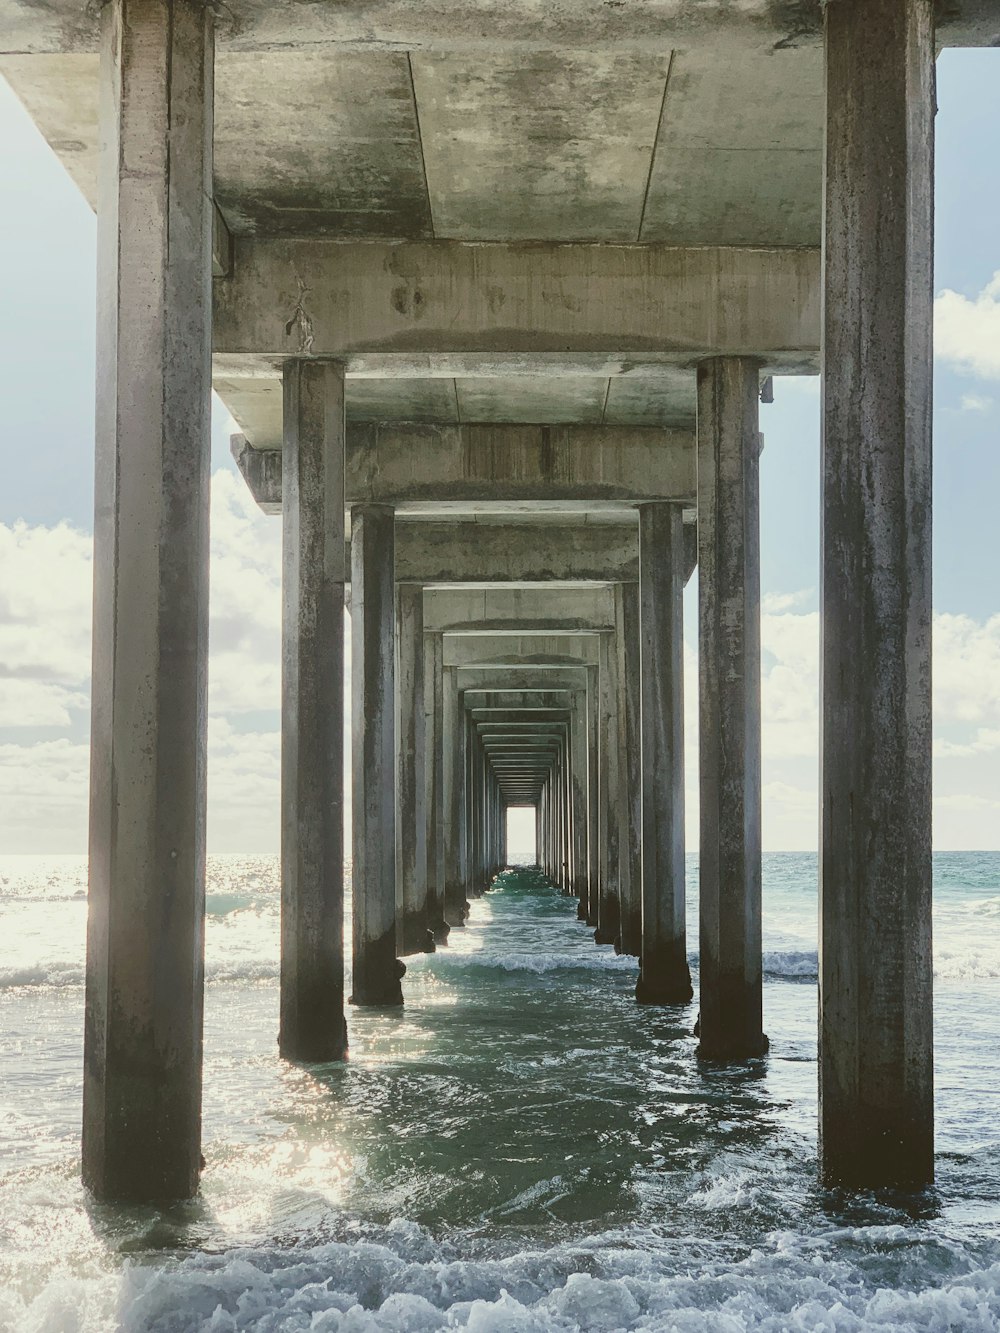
[13,1223,996,1333]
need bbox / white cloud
[1,516,998,852]
[0,518,92,728]
[0,470,286,850]
[960,393,993,413]
[933,613,1000,726]
[935,273,1000,380]
[207,470,282,716]
[0,737,90,850]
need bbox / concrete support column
[351,504,404,1006]
[425,633,449,943]
[279,361,348,1064]
[637,503,693,1005]
[443,667,468,926]
[596,632,621,945]
[584,665,600,924]
[84,0,214,1203]
[820,0,934,1190]
[470,732,483,895]
[617,582,643,956]
[571,701,589,904]
[696,356,767,1059]
[397,584,432,955]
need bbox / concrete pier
[350,505,404,1007]
[396,584,433,955]
[820,0,935,1190]
[696,357,767,1060]
[279,360,349,1061]
[12,0,989,1201]
[83,0,214,1203]
[636,503,694,1006]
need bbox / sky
[1,52,999,854]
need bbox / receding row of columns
[83,0,935,1202]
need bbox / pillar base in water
[594,926,617,946]
[279,1020,348,1065]
[635,972,693,1006]
[429,916,451,945]
[694,1012,769,1060]
[820,1122,934,1194]
[350,957,406,1008]
[616,910,641,958]
[400,913,436,956]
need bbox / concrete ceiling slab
[640,46,823,246]
[456,378,608,424]
[348,379,459,423]
[605,369,697,427]
[214,375,466,447]
[411,51,670,241]
[0,54,98,203]
[213,52,431,238]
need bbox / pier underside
[2,0,987,1200]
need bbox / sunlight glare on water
[1,853,1000,1329]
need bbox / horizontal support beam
[424,587,615,634]
[471,709,572,721]
[459,671,587,693]
[403,523,641,586]
[5,3,994,54]
[214,241,819,364]
[445,634,600,668]
[231,451,698,584]
[232,425,694,512]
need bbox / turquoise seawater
[1,852,999,1329]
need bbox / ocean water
[1,851,999,1331]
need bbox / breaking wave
[8,1219,1000,1332]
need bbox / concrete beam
[3,1,996,54]
[444,634,600,669]
[424,587,615,635]
[214,241,819,369]
[403,521,647,587]
[459,670,587,694]
[231,425,694,511]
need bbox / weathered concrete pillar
[820,0,934,1190]
[443,667,468,925]
[83,0,214,1203]
[571,700,589,904]
[469,731,483,895]
[397,584,432,955]
[351,504,404,1006]
[424,632,449,943]
[596,632,621,945]
[279,361,348,1063]
[696,356,767,1059]
[616,582,643,956]
[637,503,693,1005]
[584,665,600,924]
